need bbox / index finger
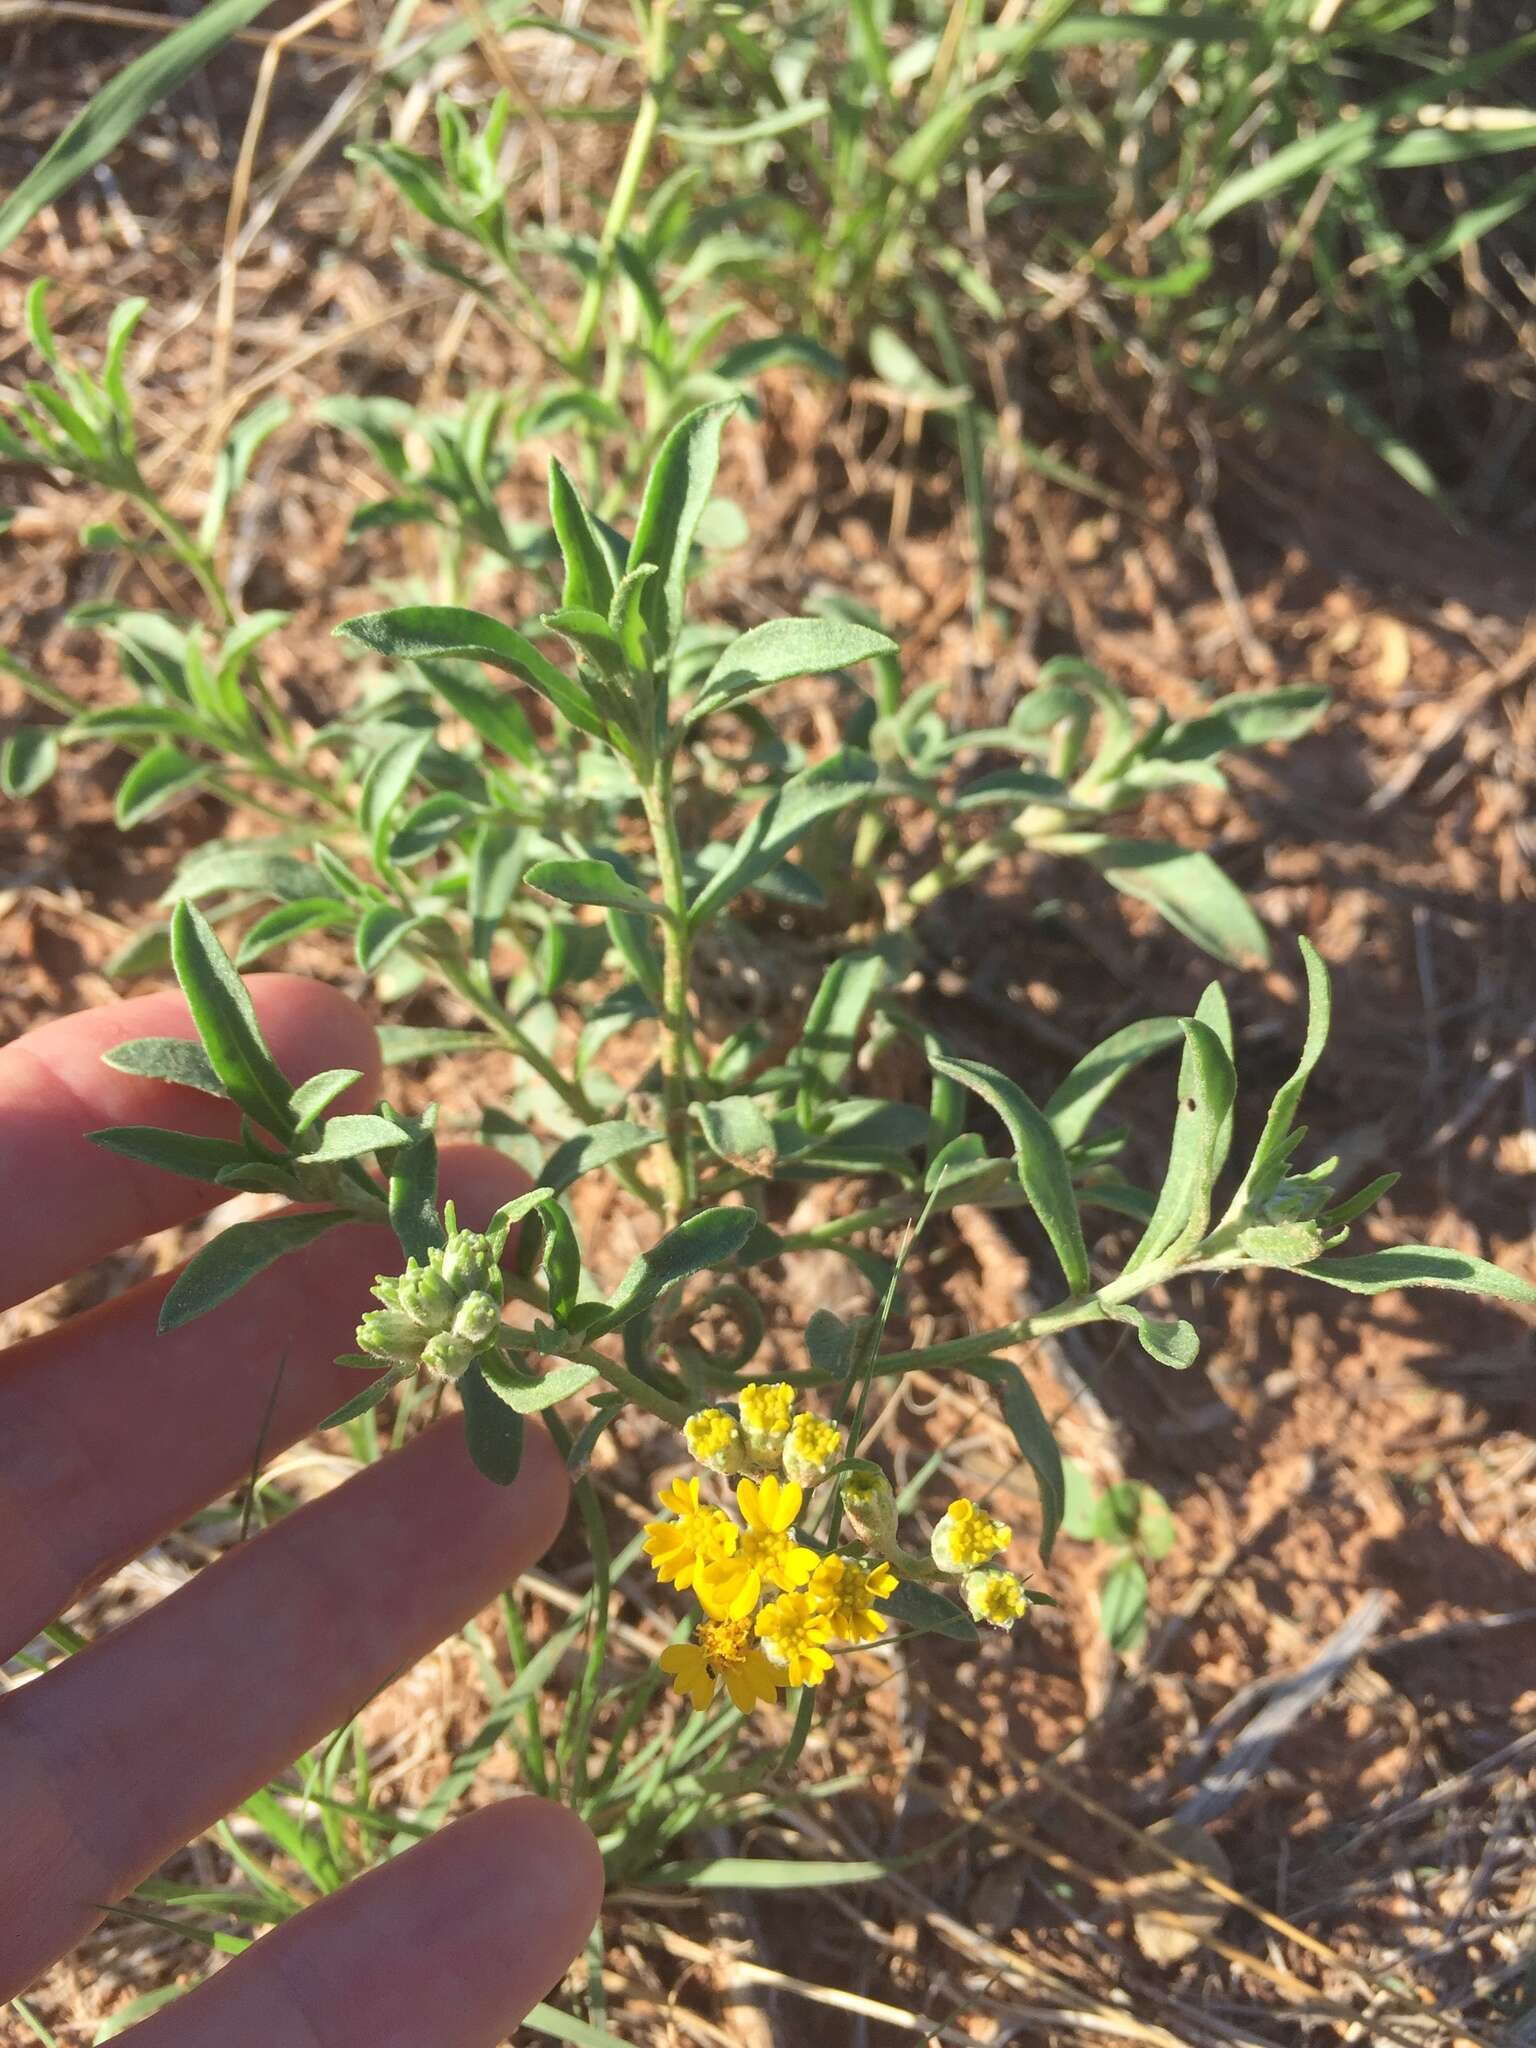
[0,976,381,1312]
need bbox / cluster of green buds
[841,1466,1037,1631]
[684,1382,845,1486]
[357,1202,508,1382]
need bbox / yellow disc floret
[644,1476,738,1593]
[684,1406,744,1476]
[659,1618,783,1714]
[963,1567,1032,1629]
[738,1379,795,1468]
[783,1411,843,1488]
[755,1592,835,1688]
[930,1497,1011,1575]
[808,1553,897,1644]
[697,1473,818,1620]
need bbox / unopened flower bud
[841,1463,898,1553]
[398,1263,458,1330]
[931,1498,1011,1577]
[738,1380,794,1470]
[357,1308,428,1365]
[440,1228,495,1296]
[420,1330,477,1381]
[783,1412,842,1489]
[452,1290,500,1347]
[962,1568,1031,1629]
[685,1407,744,1476]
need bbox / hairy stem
[640,768,696,1221]
[569,0,671,372]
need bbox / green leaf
[1107,1304,1200,1370]
[971,1359,1066,1562]
[543,1121,661,1193]
[883,1579,977,1643]
[627,399,735,654]
[715,334,843,382]
[1046,834,1269,966]
[526,857,662,918]
[691,617,897,721]
[523,2004,632,2048]
[388,1118,445,1264]
[337,606,604,739]
[1126,998,1237,1271]
[103,1034,226,1098]
[695,1095,777,1174]
[1046,1017,1186,1150]
[115,744,204,828]
[319,1369,406,1429]
[301,1114,411,1166]
[1100,1554,1148,1654]
[1161,686,1328,763]
[0,0,279,250]
[235,897,351,968]
[548,457,618,616]
[158,1209,350,1330]
[794,948,895,1102]
[163,840,319,907]
[481,1356,598,1413]
[689,747,879,927]
[359,729,430,870]
[377,1025,490,1064]
[1,726,59,797]
[1230,938,1331,1215]
[662,99,831,146]
[930,1053,1089,1296]
[469,819,525,965]
[460,1361,526,1483]
[287,1068,363,1132]
[389,791,474,865]
[1300,1247,1536,1304]
[86,1125,252,1184]
[355,903,420,973]
[805,1307,855,1379]
[198,396,290,551]
[586,1207,757,1338]
[169,900,294,1133]
[654,1853,895,1888]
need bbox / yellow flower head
[783,1411,843,1489]
[809,1553,897,1644]
[739,1379,795,1468]
[696,1473,818,1621]
[659,1618,782,1714]
[963,1567,1032,1629]
[643,1476,738,1593]
[684,1407,744,1476]
[755,1591,835,1688]
[931,1497,1011,1576]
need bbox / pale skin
[0,977,603,2042]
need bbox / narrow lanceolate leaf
[1045,1016,1186,1150]
[795,948,896,1099]
[235,897,352,968]
[169,900,294,1134]
[355,903,420,973]
[627,399,736,654]
[102,1035,227,1098]
[0,0,278,250]
[419,660,537,765]
[543,1121,661,1194]
[882,1579,978,1644]
[337,606,604,738]
[690,617,898,721]
[1126,996,1238,1273]
[970,1359,1066,1562]
[548,458,617,615]
[931,1052,1090,1296]
[389,1119,445,1264]
[287,1068,364,1133]
[158,1209,351,1331]
[1160,686,1328,763]
[585,1207,758,1338]
[459,1360,525,1485]
[1044,834,1269,966]
[1100,1554,1149,1655]
[525,857,663,919]
[1299,1247,1536,1304]
[87,1125,253,1184]
[695,1095,777,1174]
[319,1369,407,1430]
[1107,1303,1200,1371]
[1228,937,1331,1217]
[300,1114,412,1166]
[689,748,879,927]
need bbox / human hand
[0,977,602,2041]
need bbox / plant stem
[640,766,695,1221]
[569,0,671,372]
[136,496,233,626]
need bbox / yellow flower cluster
[649,1387,895,1714]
